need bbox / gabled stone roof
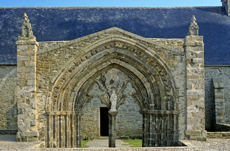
[0,6,229,65]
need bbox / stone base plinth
[16,131,39,142]
[185,130,207,141]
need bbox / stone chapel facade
[0,0,230,148]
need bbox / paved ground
[181,139,230,151]
[86,139,131,148]
[1,135,230,150]
[0,135,42,150]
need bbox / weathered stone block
[26,73,36,80]
[193,58,203,63]
[21,131,38,137]
[17,67,31,73]
[27,80,35,86]
[16,132,21,142]
[187,74,200,79]
[25,61,36,67]
[30,120,36,126]
[185,130,201,136]
[17,55,31,61]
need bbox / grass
[81,140,89,148]
[123,139,142,147]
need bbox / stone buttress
[16,13,39,141]
[184,16,207,140]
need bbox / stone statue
[110,89,117,111]
[20,13,35,38]
[89,75,135,111]
[188,15,199,36]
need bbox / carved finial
[20,13,35,39]
[188,15,199,36]
[221,0,230,16]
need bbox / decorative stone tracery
[48,39,175,110]
[43,34,179,147]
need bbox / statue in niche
[110,89,117,112]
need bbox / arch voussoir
[46,31,179,148]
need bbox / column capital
[108,111,118,116]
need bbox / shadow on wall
[205,78,215,131]
[5,104,17,129]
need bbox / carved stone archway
[44,29,179,148]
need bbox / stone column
[213,78,225,125]
[142,113,149,147]
[108,111,118,147]
[75,112,83,148]
[184,16,207,141]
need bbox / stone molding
[37,27,180,55]
[108,111,118,116]
[48,35,172,86]
[16,40,38,46]
[213,78,224,89]
[46,111,83,116]
[140,110,178,115]
[44,32,178,114]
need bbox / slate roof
[0,7,229,65]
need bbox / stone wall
[81,96,142,139]
[0,66,17,129]
[81,69,143,139]
[205,66,230,130]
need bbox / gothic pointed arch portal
[44,28,179,148]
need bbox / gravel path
[86,139,131,148]
[183,139,230,151]
[0,135,42,151]
[0,135,230,150]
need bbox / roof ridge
[0,6,222,9]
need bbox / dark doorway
[100,107,109,136]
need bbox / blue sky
[0,0,221,7]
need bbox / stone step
[97,137,109,140]
[96,137,122,140]
[207,132,230,139]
